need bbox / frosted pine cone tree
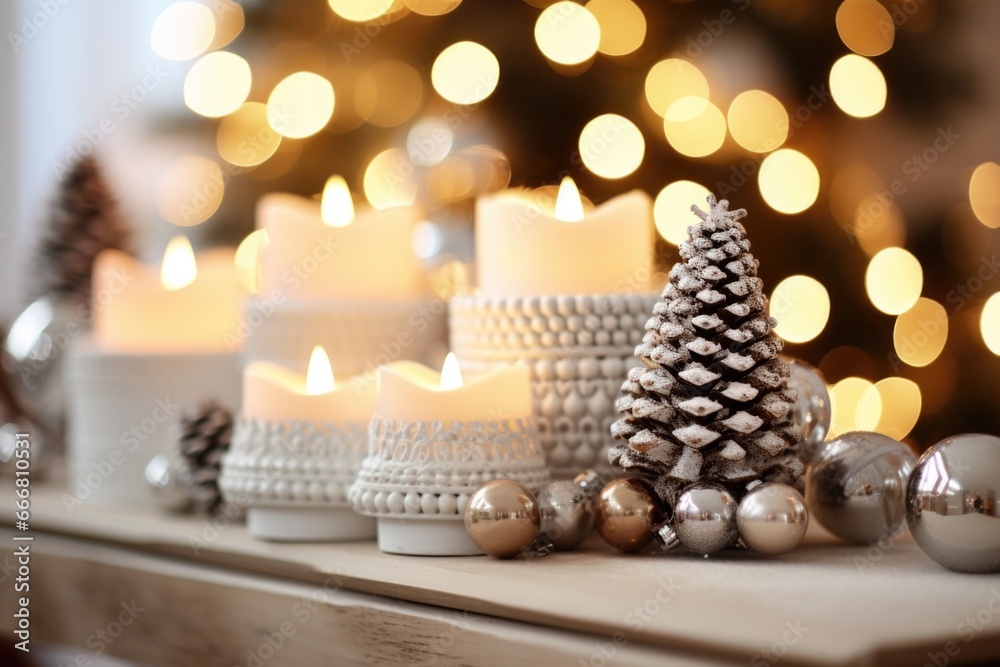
[610,195,803,508]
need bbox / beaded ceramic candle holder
[241,297,448,375]
[449,292,658,478]
[350,417,550,555]
[219,418,375,541]
[349,360,550,555]
[65,338,242,506]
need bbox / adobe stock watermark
[61,397,180,511]
[844,126,961,244]
[236,572,347,667]
[579,577,681,667]
[7,0,74,54]
[675,0,753,60]
[51,65,169,177]
[750,620,810,666]
[922,587,1000,667]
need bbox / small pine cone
[178,400,234,515]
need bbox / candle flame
[554,176,584,222]
[439,352,463,390]
[305,345,335,395]
[160,236,197,291]
[321,175,355,227]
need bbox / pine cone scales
[179,401,234,515]
[610,196,803,508]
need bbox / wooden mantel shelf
[3,485,1000,666]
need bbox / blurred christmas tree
[150,0,1000,448]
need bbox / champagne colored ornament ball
[465,480,541,559]
[736,483,809,556]
[907,434,1000,574]
[784,357,831,464]
[674,484,738,554]
[806,431,915,544]
[594,478,664,552]
[538,480,594,551]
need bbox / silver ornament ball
[737,483,809,556]
[783,357,831,465]
[538,480,594,551]
[907,434,1000,574]
[145,453,191,513]
[806,431,915,544]
[675,484,738,555]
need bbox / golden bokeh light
[770,275,831,344]
[981,292,1000,355]
[355,60,424,128]
[858,378,921,440]
[206,0,244,51]
[183,51,251,118]
[586,0,646,57]
[404,0,461,15]
[758,149,820,214]
[852,195,907,256]
[151,2,215,61]
[644,59,709,118]
[267,72,335,139]
[216,102,282,167]
[727,90,788,153]
[234,229,269,293]
[535,1,601,66]
[431,41,500,105]
[663,98,725,158]
[865,247,923,315]
[893,297,948,367]
[327,0,393,22]
[425,156,476,203]
[829,376,877,439]
[654,181,711,245]
[363,148,419,209]
[158,156,224,227]
[830,54,887,118]
[969,161,1000,228]
[835,0,895,56]
[578,114,644,179]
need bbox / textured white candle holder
[219,417,376,542]
[349,417,550,555]
[65,338,242,506]
[449,292,658,478]
[241,297,448,375]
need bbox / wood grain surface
[3,486,1000,666]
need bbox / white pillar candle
[92,236,248,353]
[475,177,653,297]
[256,176,426,302]
[242,346,377,425]
[375,353,532,424]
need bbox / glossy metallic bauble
[464,480,541,559]
[806,431,915,544]
[907,434,1000,574]
[573,468,606,501]
[674,484,738,554]
[2,297,77,473]
[784,357,831,464]
[594,478,665,552]
[537,480,594,551]
[145,453,192,513]
[736,483,809,556]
